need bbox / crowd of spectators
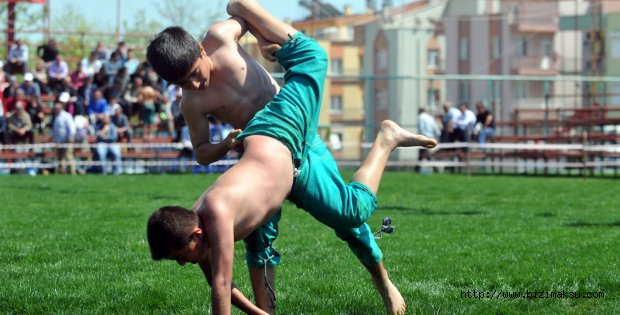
[1,38,235,175]
[418,101,495,145]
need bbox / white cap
[59,91,70,103]
[112,104,122,112]
[23,72,34,81]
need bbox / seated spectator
[113,41,128,62]
[52,102,77,175]
[33,59,51,94]
[69,61,87,91]
[474,102,495,144]
[103,51,124,78]
[80,52,103,77]
[110,103,132,143]
[124,48,139,75]
[93,67,109,89]
[3,76,19,111]
[6,39,28,75]
[6,88,30,114]
[88,89,109,124]
[123,76,143,117]
[76,75,97,116]
[418,107,440,141]
[104,79,125,104]
[47,54,70,94]
[95,115,121,175]
[36,38,59,64]
[8,103,33,144]
[454,103,477,143]
[21,74,45,132]
[138,86,160,139]
[441,101,460,143]
[92,41,109,61]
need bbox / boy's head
[147,205,208,265]
[147,26,211,90]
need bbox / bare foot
[372,276,407,315]
[379,120,437,150]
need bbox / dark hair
[147,26,201,84]
[146,205,198,260]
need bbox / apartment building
[358,0,447,161]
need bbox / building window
[330,95,343,113]
[427,88,439,108]
[329,132,343,151]
[376,89,388,110]
[376,49,388,70]
[515,37,528,56]
[460,38,469,61]
[458,81,469,103]
[331,58,343,74]
[515,81,529,99]
[492,36,501,59]
[542,38,553,57]
[427,49,440,69]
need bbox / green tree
[154,0,225,38]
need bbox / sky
[47,0,385,31]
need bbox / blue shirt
[88,98,108,115]
[52,110,76,144]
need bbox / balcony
[511,16,558,34]
[511,56,559,76]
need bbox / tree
[154,0,225,38]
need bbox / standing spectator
[418,108,440,140]
[6,39,29,75]
[455,103,477,143]
[124,48,140,75]
[80,52,103,77]
[76,75,96,116]
[0,95,8,145]
[52,102,76,175]
[8,103,33,144]
[138,86,159,139]
[92,41,109,61]
[47,54,69,94]
[36,39,59,63]
[32,60,50,94]
[441,101,461,143]
[58,91,76,116]
[474,102,495,144]
[95,115,121,175]
[111,103,132,143]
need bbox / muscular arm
[198,258,268,315]
[181,96,240,165]
[205,209,235,315]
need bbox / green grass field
[1,173,619,314]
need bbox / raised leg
[353,120,437,194]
